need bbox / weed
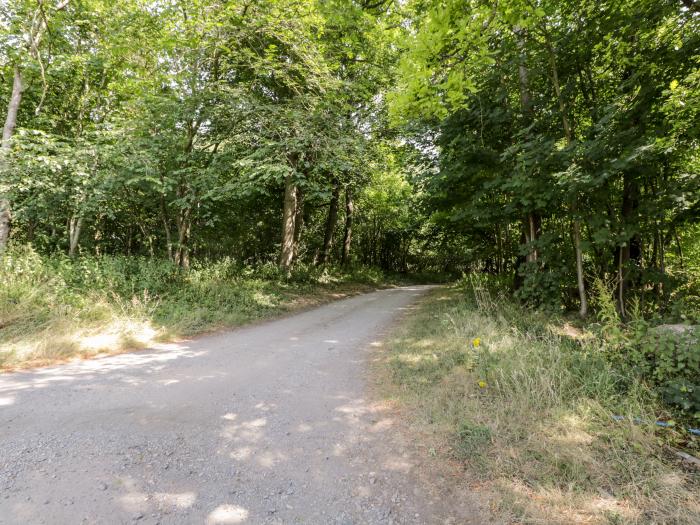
[382,282,700,525]
[455,421,492,460]
[0,246,406,368]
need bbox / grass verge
[1,246,402,370]
[381,278,699,524]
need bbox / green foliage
[588,278,700,421]
[513,262,568,311]
[455,421,491,461]
[1,0,421,273]
[393,0,700,317]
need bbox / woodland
[1,1,700,521]
[2,0,700,377]
[1,0,698,309]
[0,0,697,292]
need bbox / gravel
[0,286,490,524]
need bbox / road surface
[0,286,487,524]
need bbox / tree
[392,0,699,311]
[1,0,71,251]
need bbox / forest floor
[0,286,493,524]
[379,284,700,525]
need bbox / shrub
[625,323,700,421]
[591,278,700,422]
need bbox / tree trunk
[0,199,10,252]
[514,28,540,284]
[495,224,502,274]
[619,171,641,314]
[279,173,297,272]
[318,178,340,266]
[1,67,23,150]
[516,28,532,115]
[341,187,354,266]
[138,223,153,258]
[68,216,83,258]
[94,219,102,256]
[126,226,133,256]
[546,32,587,316]
[546,36,572,140]
[174,208,191,269]
[0,0,71,251]
[618,246,626,319]
[0,67,25,251]
[526,213,539,262]
[293,187,304,261]
[573,218,588,317]
[659,227,665,288]
[514,226,527,291]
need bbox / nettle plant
[610,316,700,421]
[628,323,700,421]
[591,277,700,421]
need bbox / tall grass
[384,276,699,524]
[0,246,394,368]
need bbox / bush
[590,278,700,422]
[624,323,700,421]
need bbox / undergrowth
[384,275,700,525]
[0,246,404,368]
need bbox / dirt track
[0,286,489,524]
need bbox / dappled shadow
[199,392,427,523]
[0,286,479,524]
[0,342,202,404]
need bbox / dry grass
[381,280,700,524]
[0,282,380,371]
[0,248,388,370]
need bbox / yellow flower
[478,380,487,389]
[472,337,481,348]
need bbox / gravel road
[0,286,488,525]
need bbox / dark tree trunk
[279,173,298,272]
[513,229,527,291]
[26,219,35,244]
[513,29,541,290]
[174,205,191,269]
[318,178,340,265]
[618,171,641,315]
